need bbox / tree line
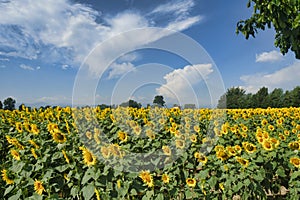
[218,86,300,109]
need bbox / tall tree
[0,100,2,109]
[237,0,300,59]
[290,86,300,107]
[119,99,141,108]
[253,87,269,108]
[217,87,246,109]
[153,95,165,107]
[3,97,16,111]
[269,88,284,108]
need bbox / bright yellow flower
[15,122,23,133]
[262,140,273,151]
[1,169,14,185]
[95,188,101,200]
[190,134,197,143]
[175,139,185,149]
[236,157,249,168]
[214,145,224,152]
[52,130,66,143]
[31,148,38,159]
[198,154,208,164]
[80,147,96,166]
[186,178,196,187]
[31,124,39,134]
[226,146,237,156]
[193,125,200,133]
[242,142,256,154]
[10,149,20,160]
[34,179,45,195]
[162,145,171,156]
[161,173,170,184]
[62,150,70,164]
[28,139,39,149]
[100,146,110,159]
[118,131,128,142]
[290,157,300,168]
[216,150,229,161]
[139,170,154,187]
[288,141,300,150]
[146,129,155,140]
[117,179,121,189]
[85,131,93,140]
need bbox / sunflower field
[1,106,300,199]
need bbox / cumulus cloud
[255,50,284,63]
[240,61,300,93]
[108,62,136,79]
[0,0,202,72]
[156,63,213,104]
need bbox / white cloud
[62,64,69,70]
[0,58,9,61]
[256,50,284,63]
[240,61,300,93]
[36,66,40,70]
[108,62,135,79]
[20,64,34,71]
[0,0,202,74]
[156,63,213,104]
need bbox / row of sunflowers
[1,106,300,199]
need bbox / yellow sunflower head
[262,140,273,151]
[80,147,96,166]
[139,170,154,187]
[10,149,20,160]
[175,139,185,149]
[162,145,171,156]
[290,157,300,168]
[161,173,170,184]
[34,179,45,195]
[1,169,14,185]
[118,131,128,142]
[52,130,66,143]
[236,156,249,168]
[186,178,196,188]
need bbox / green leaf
[11,161,25,173]
[70,186,79,198]
[8,189,22,200]
[81,184,95,200]
[81,168,95,185]
[142,190,154,200]
[185,190,193,199]
[4,185,14,196]
[155,193,164,200]
[291,171,300,180]
[276,166,286,177]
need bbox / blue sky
[0,0,299,107]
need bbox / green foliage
[237,0,300,59]
[119,99,142,108]
[153,95,165,107]
[0,101,2,109]
[218,86,300,109]
[3,97,16,111]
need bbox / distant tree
[237,0,300,59]
[98,104,111,109]
[218,87,246,109]
[3,97,16,111]
[269,88,284,108]
[184,104,196,109]
[253,87,269,108]
[0,100,2,109]
[120,99,141,108]
[153,95,165,107]
[290,86,300,107]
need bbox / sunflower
[31,124,39,135]
[262,140,273,151]
[139,170,154,187]
[193,125,200,133]
[162,145,171,156]
[85,131,93,140]
[190,134,197,143]
[268,125,275,131]
[234,145,242,154]
[118,131,128,142]
[62,150,70,164]
[109,144,123,157]
[278,133,286,141]
[292,128,297,134]
[186,178,196,187]
[226,146,237,156]
[52,130,66,143]
[146,129,155,140]
[117,179,121,189]
[270,138,280,148]
[31,148,38,159]
[1,169,14,185]
[161,173,170,184]
[236,157,249,168]
[198,154,208,164]
[28,139,39,149]
[215,145,225,153]
[216,150,229,161]
[261,119,268,126]
[100,146,111,159]
[34,179,45,195]
[242,142,256,154]
[290,157,300,168]
[288,141,300,150]
[15,122,23,133]
[80,147,96,166]
[95,188,101,200]
[175,139,185,149]
[10,149,20,160]
[194,152,200,159]
[132,125,141,136]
